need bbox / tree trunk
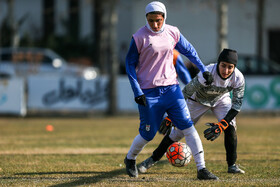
[93,1,101,70]
[7,0,18,47]
[93,0,118,115]
[107,0,118,115]
[43,0,54,42]
[256,0,264,58]
[217,0,228,54]
[93,0,109,74]
[69,0,80,40]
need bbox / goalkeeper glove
[159,116,173,135]
[202,71,213,85]
[135,95,147,106]
[203,119,229,141]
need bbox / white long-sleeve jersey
[182,63,245,111]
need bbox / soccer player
[158,49,192,135]
[138,48,246,174]
[124,1,218,180]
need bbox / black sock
[224,125,237,167]
[151,135,174,161]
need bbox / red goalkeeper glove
[203,119,229,141]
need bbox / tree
[93,0,109,74]
[1,0,17,47]
[43,0,55,42]
[107,0,118,115]
[69,0,80,41]
[93,0,119,115]
[256,0,264,58]
[217,0,228,54]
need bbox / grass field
[0,114,279,186]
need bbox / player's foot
[124,157,138,177]
[197,168,219,180]
[228,164,245,174]
[138,156,157,173]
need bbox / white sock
[126,134,149,160]
[182,126,205,171]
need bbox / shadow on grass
[15,169,127,186]
[13,160,172,186]
[15,171,103,175]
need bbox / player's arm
[174,34,206,73]
[223,85,245,123]
[182,76,201,100]
[223,80,245,122]
[231,84,245,113]
[126,38,146,106]
[204,84,245,141]
[175,54,192,85]
[175,34,213,85]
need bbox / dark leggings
[151,135,174,161]
[224,125,237,166]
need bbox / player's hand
[135,94,147,106]
[202,71,213,85]
[203,119,229,141]
[159,116,173,135]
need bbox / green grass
[0,115,280,186]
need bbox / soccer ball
[166,142,192,167]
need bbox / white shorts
[169,96,236,142]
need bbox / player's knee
[173,118,193,131]
[139,132,156,141]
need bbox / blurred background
[0,0,279,117]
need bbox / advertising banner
[27,75,280,113]
[28,75,108,110]
[242,76,280,111]
[28,75,138,112]
[0,78,26,116]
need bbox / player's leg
[212,97,245,174]
[186,98,210,125]
[224,125,244,173]
[171,117,218,180]
[140,85,218,179]
[138,86,182,173]
[140,99,208,170]
[185,99,224,179]
[124,134,148,177]
[178,126,218,180]
[138,85,187,173]
[138,128,184,173]
[166,85,218,180]
[125,88,166,177]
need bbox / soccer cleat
[228,164,245,174]
[138,156,157,173]
[124,157,138,177]
[197,168,219,180]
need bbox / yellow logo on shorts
[146,124,150,131]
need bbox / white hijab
[145,1,166,34]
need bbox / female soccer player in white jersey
[139,48,246,175]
